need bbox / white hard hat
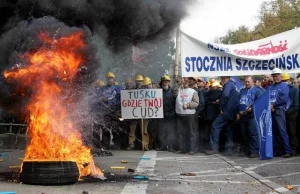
[271,68,282,75]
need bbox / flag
[253,89,273,160]
[231,76,244,91]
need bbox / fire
[4,32,103,178]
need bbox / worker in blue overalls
[237,76,264,158]
[269,68,292,158]
[206,76,239,156]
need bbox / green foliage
[219,0,300,44]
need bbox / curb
[216,155,295,194]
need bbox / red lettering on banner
[234,40,288,56]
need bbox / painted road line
[120,151,157,194]
[149,178,256,184]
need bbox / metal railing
[0,123,28,133]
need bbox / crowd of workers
[89,68,300,158]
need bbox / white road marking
[120,151,157,194]
[244,157,300,171]
[265,171,300,179]
[274,187,289,192]
[149,178,258,184]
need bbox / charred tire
[19,161,79,185]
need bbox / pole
[174,26,181,80]
[141,119,144,151]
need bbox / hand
[220,111,223,115]
[216,100,219,104]
[270,104,275,112]
[183,104,188,110]
[236,114,240,121]
[246,107,252,112]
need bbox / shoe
[205,150,219,155]
[188,151,195,155]
[249,153,259,158]
[292,150,297,156]
[126,145,134,151]
[156,147,167,151]
[238,152,247,157]
[283,153,292,158]
[168,149,175,152]
[144,147,150,151]
[175,150,186,154]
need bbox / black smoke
[0,0,192,118]
[0,0,191,49]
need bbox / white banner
[121,89,164,119]
[181,28,300,77]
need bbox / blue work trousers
[241,116,259,154]
[210,114,234,153]
[272,109,292,154]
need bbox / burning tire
[19,161,79,185]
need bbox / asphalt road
[0,149,299,194]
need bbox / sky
[181,0,268,42]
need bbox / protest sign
[121,89,164,119]
[181,28,300,77]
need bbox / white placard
[121,89,164,119]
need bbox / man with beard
[156,75,176,151]
[175,78,199,155]
[206,76,239,156]
[237,76,264,158]
[282,73,299,156]
[99,72,122,149]
[270,68,292,158]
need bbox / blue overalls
[210,79,239,153]
[239,86,264,155]
[269,82,292,155]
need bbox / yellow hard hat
[212,82,221,87]
[282,73,290,81]
[142,77,152,85]
[96,80,105,87]
[106,72,115,78]
[161,75,171,81]
[114,81,119,85]
[135,74,144,81]
[209,78,216,84]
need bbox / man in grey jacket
[175,77,199,155]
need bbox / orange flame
[4,32,103,178]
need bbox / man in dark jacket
[206,76,239,155]
[282,73,299,156]
[188,77,205,152]
[237,76,264,158]
[270,68,292,158]
[156,75,176,151]
[204,82,222,150]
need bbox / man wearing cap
[282,73,299,156]
[206,76,239,155]
[127,77,152,151]
[270,68,292,158]
[98,72,122,148]
[156,75,176,151]
[237,76,264,158]
[135,74,144,89]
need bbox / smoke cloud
[0,0,192,117]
